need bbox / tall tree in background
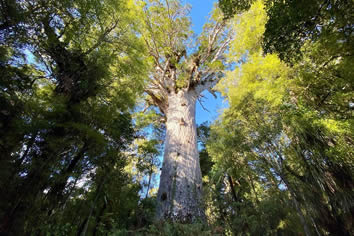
[140,0,231,222]
[0,0,146,234]
[212,0,353,234]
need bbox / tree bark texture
[156,90,204,222]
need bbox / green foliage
[197,122,214,178]
[0,0,149,234]
[113,221,213,235]
[139,0,192,63]
[218,0,256,19]
[263,0,354,63]
[207,1,354,235]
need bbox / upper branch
[189,13,231,95]
[194,71,223,95]
[145,88,168,114]
[141,1,231,108]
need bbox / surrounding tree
[263,0,354,63]
[218,0,255,18]
[0,0,147,234]
[207,0,353,234]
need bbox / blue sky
[187,0,216,34]
[187,0,227,125]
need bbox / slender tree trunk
[227,175,239,203]
[156,90,204,222]
[247,174,260,204]
[92,200,107,236]
[78,179,105,236]
[145,170,153,199]
[281,175,312,236]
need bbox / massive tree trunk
[156,90,204,222]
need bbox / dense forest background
[0,0,353,235]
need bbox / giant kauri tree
[140,0,231,222]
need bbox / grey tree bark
[156,90,204,222]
